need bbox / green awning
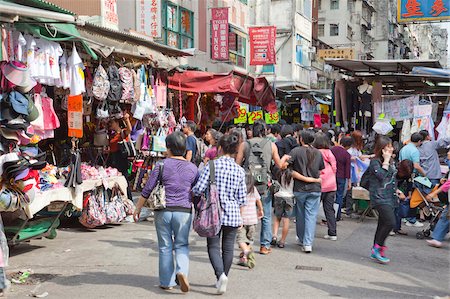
[14,20,98,60]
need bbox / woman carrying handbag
[133,132,198,293]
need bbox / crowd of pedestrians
[133,120,449,294]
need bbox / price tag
[247,110,263,124]
[265,112,279,124]
[234,106,247,124]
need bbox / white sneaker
[406,221,424,227]
[302,245,312,253]
[389,231,395,236]
[217,273,228,294]
[296,236,303,246]
[324,235,337,241]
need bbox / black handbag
[118,131,136,158]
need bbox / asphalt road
[5,215,450,298]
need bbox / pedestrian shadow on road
[300,280,449,298]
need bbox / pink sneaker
[426,239,443,248]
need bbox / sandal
[277,242,285,248]
[270,237,278,246]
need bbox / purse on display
[152,128,167,152]
[118,131,137,158]
[145,162,166,210]
[132,66,154,120]
[193,161,221,238]
[155,76,167,107]
[104,187,126,224]
[79,188,106,228]
[83,97,93,116]
[96,101,109,119]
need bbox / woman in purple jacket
[134,131,198,293]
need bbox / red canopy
[168,70,277,113]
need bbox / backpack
[119,67,134,102]
[246,139,271,195]
[193,161,221,237]
[193,137,207,167]
[360,166,371,190]
[92,65,110,101]
[107,65,123,102]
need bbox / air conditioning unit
[308,47,316,53]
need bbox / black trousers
[321,191,337,236]
[207,226,238,280]
[373,204,396,246]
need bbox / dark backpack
[246,139,271,195]
[107,65,123,102]
[360,166,371,190]
[193,137,207,167]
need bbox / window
[347,25,353,40]
[228,27,247,68]
[318,0,322,10]
[318,24,325,37]
[262,64,275,73]
[296,34,311,67]
[330,0,339,9]
[330,24,339,36]
[347,0,354,11]
[162,3,194,49]
[362,4,372,23]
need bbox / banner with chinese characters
[317,48,354,61]
[211,8,229,61]
[249,26,276,65]
[136,0,161,38]
[398,0,450,22]
[68,95,83,138]
[102,0,119,30]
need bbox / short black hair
[270,124,281,135]
[313,132,330,149]
[419,130,429,140]
[219,133,241,155]
[165,131,186,156]
[340,136,353,148]
[300,130,315,145]
[411,132,423,143]
[280,125,294,138]
[184,120,197,133]
[253,122,266,138]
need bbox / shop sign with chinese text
[398,0,450,22]
[211,8,229,60]
[249,26,276,65]
[102,0,119,29]
[136,0,161,38]
[317,48,354,61]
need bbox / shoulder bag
[193,161,221,237]
[145,162,166,210]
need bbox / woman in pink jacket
[313,133,338,241]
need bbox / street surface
[6,215,450,298]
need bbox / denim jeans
[260,193,272,248]
[394,199,416,231]
[154,210,192,287]
[207,226,238,280]
[294,191,321,247]
[432,206,449,242]
[335,178,348,220]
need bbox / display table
[24,176,128,218]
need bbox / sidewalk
[6,217,450,298]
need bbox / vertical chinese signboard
[102,0,119,29]
[211,8,229,61]
[398,0,450,22]
[249,26,277,65]
[136,0,161,38]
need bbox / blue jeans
[154,211,192,287]
[294,191,321,247]
[395,199,416,231]
[335,178,348,220]
[260,193,272,248]
[432,206,449,242]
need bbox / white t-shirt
[67,45,85,95]
[56,53,70,89]
[32,39,63,84]
[24,34,37,75]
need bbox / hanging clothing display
[436,111,450,141]
[300,98,320,122]
[334,79,347,127]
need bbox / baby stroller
[410,178,445,239]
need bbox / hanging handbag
[118,131,137,158]
[130,120,144,142]
[155,75,167,107]
[140,129,151,151]
[92,64,110,101]
[112,183,135,215]
[79,188,107,228]
[152,128,167,152]
[193,161,221,237]
[104,186,126,224]
[93,128,109,147]
[83,97,93,116]
[145,162,166,210]
[96,101,109,119]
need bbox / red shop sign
[211,8,229,61]
[249,26,276,65]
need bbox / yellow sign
[247,110,263,124]
[265,112,279,124]
[234,106,248,124]
[318,48,354,61]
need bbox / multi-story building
[318,0,375,60]
[407,24,448,67]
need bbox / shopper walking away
[236,121,289,255]
[237,171,263,268]
[364,135,404,264]
[425,182,450,248]
[192,133,247,295]
[133,132,198,292]
[290,130,324,253]
[108,113,133,201]
[314,132,338,241]
[331,137,352,221]
[183,120,199,164]
[418,130,450,186]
